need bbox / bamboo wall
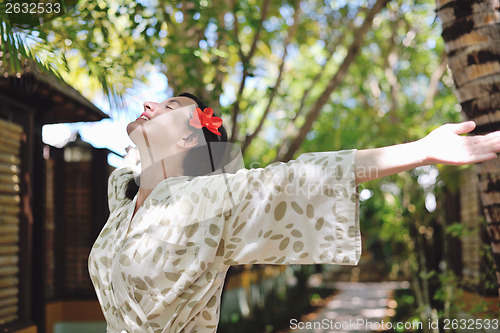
[0,118,23,327]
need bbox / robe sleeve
[220,150,361,266]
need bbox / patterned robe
[88,150,361,333]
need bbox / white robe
[88,150,361,333]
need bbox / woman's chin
[126,120,143,136]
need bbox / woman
[88,93,500,333]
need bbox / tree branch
[277,0,391,162]
[274,6,363,160]
[213,0,232,110]
[384,16,400,121]
[424,51,447,109]
[241,1,300,154]
[293,8,359,122]
[231,0,245,66]
[229,0,272,142]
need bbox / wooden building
[0,66,109,333]
[42,135,114,333]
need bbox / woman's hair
[125,92,228,200]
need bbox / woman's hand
[355,121,500,184]
[417,121,500,166]
[123,145,141,166]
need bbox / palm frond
[0,12,66,80]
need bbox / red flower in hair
[189,107,223,136]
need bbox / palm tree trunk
[436,0,500,296]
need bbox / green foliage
[445,222,480,238]
[2,0,463,130]
[478,241,498,296]
[2,0,495,327]
[0,6,65,78]
[218,266,325,333]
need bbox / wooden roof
[0,63,109,124]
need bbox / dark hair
[125,92,228,200]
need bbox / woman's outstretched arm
[355,121,500,184]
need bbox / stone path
[287,281,409,333]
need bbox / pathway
[288,264,409,333]
[287,281,408,333]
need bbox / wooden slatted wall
[0,118,23,325]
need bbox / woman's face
[127,97,197,136]
[127,97,202,163]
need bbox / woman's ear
[177,132,199,149]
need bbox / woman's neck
[136,144,186,183]
[133,157,184,212]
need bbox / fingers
[484,130,500,140]
[469,152,498,164]
[450,121,476,135]
[473,131,500,147]
[466,131,500,159]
